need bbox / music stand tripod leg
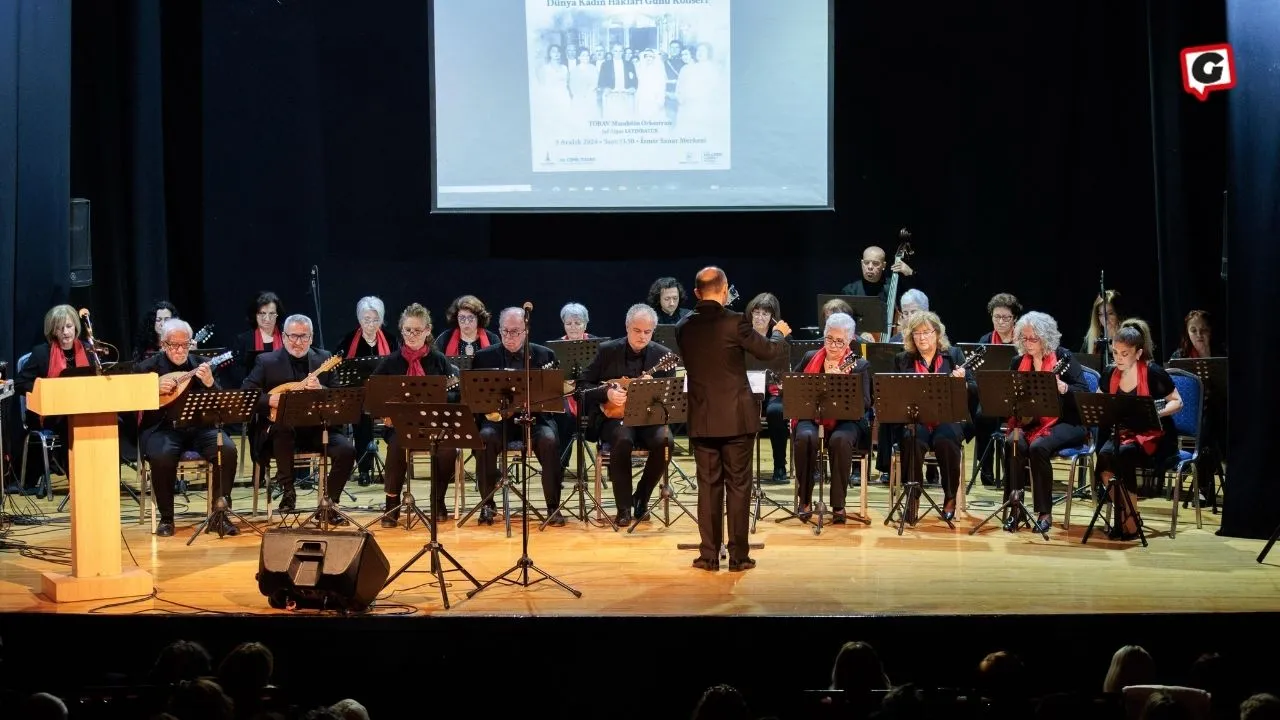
[1257,520,1280,564]
[967,437,1047,540]
[543,425,614,531]
[629,444,696,533]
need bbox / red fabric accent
[254,329,281,351]
[789,348,841,434]
[444,329,490,357]
[1109,362,1164,454]
[400,345,428,376]
[46,340,89,378]
[1008,351,1059,443]
[347,328,390,358]
[990,333,1004,345]
[912,353,945,430]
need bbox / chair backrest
[1166,368,1203,447]
[16,352,31,428]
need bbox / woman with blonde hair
[12,304,91,494]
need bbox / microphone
[522,301,533,322]
[78,307,93,330]
[77,308,105,372]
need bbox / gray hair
[1013,311,1062,355]
[355,296,385,324]
[824,312,856,338]
[498,307,526,326]
[560,302,589,325]
[900,289,929,311]
[282,314,313,334]
[625,303,658,327]
[159,318,194,342]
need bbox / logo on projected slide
[1180,43,1235,101]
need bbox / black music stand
[546,338,609,524]
[876,374,967,535]
[746,351,791,502]
[274,387,367,531]
[1074,392,1160,547]
[172,389,264,544]
[968,370,1060,539]
[816,295,887,336]
[618,377,697,532]
[361,375,453,531]
[381,404,484,608]
[958,343,1017,372]
[449,354,474,372]
[456,369,563,535]
[331,356,384,388]
[778,372,870,534]
[652,325,679,357]
[863,342,904,375]
[1169,356,1228,503]
[1075,352,1102,372]
[788,340,824,369]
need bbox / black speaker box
[70,198,92,288]
[256,529,389,612]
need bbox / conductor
[677,267,791,571]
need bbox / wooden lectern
[27,372,159,602]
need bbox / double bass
[884,229,915,338]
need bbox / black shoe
[546,511,566,527]
[615,510,633,526]
[156,521,175,537]
[277,487,296,512]
[208,517,239,536]
[479,506,496,525]
[728,558,756,572]
[831,510,846,525]
[692,557,719,571]
[766,468,788,485]
[322,508,349,527]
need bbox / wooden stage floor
[0,446,1273,619]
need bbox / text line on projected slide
[525,0,731,173]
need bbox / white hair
[282,314,313,333]
[498,307,525,326]
[355,296,385,324]
[1013,311,1063,355]
[625,303,658,327]
[160,318,194,342]
[824,312,856,338]
[900,289,929,311]
[560,302,589,325]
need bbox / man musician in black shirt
[137,319,238,537]
[580,304,678,525]
[840,245,914,298]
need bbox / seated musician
[973,293,1023,486]
[789,312,872,524]
[11,304,92,495]
[746,292,789,484]
[580,304,677,525]
[471,307,566,526]
[559,302,601,341]
[370,303,457,527]
[893,310,976,521]
[137,319,238,537]
[822,298,853,324]
[132,300,179,361]
[1094,319,1181,540]
[840,245,914,298]
[227,291,283,389]
[1170,309,1218,359]
[555,301,601,470]
[332,296,399,486]
[1169,310,1222,504]
[1000,312,1089,533]
[433,294,500,358]
[242,314,355,522]
[647,276,692,325]
[1082,290,1123,357]
[874,290,931,481]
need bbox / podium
[28,373,160,602]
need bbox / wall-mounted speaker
[256,528,389,612]
[70,198,92,288]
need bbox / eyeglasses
[824,336,848,347]
[456,315,478,324]
[161,341,191,350]
[992,314,1015,322]
[911,329,936,338]
[257,311,278,318]
[284,333,312,342]
[1020,336,1041,344]
[500,328,526,338]
[401,328,428,337]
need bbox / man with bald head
[840,245,914,298]
[677,266,791,571]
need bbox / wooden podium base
[40,568,154,603]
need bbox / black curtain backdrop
[1221,0,1279,539]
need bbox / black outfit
[999,348,1089,516]
[225,329,278,390]
[552,333,605,469]
[579,338,677,521]
[760,328,789,480]
[1094,362,1178,493]
[370,348,458,522]
[677,300,788,567]
[432,328,501,358]
[333,327,399,482]
[892,347,978,507]
[1168,347,1226,500]
[786,351,873,512]
[136,352,238,527]
[655,306,691,326]
[241,348,355,510]
[12,343,83,489]
[839,277,886,299]
[470,342,564,517]
[971,332,1014,482]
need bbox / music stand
[778,372,870,534]
[968,371,1060,539]
[1169,356,1228,503]
[361,375,452,531]
[863,342,904,375]
[546,339,610,524]
[1075,353,1102,372]
[746,351,792,513]
[380,404,484,609]
[274,387,367,531]
[652,325,679,357]
[331,356,384,388]
[788,340,823,369]
[172,389,264,544]
[815,295,887,336]
[1074,392,1160,547]
[449,354,474,372]
[958,343,1017,372]
[875,374,967,535]
[617,377,698,532]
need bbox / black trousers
[1095,439,1155,493]
[555,409,577,468]
[600,418,670,514]
[1002,423,1087,515]
[478,417,562,512]
[973,415,1001,478]
[143,426,237,522]
[265,425,355,501]
[352,414,377,475]
[382,427,459,511]
[793,420,862,510]
[692,434,753,564]
[763,396,788,471]
[902,422,964,501]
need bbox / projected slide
[524,0,731,174]
[430,0,831,212]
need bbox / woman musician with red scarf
[1000,311,1090,533]
[432,294,500,358]
[788,312,872,524]
[11,304,93,495]
[1094,318,1181,540]
[332,296,399,486]
[370,303,460,527]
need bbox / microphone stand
[80,312,105,375]
[310,265,326,350]
[1096,272,1112,367]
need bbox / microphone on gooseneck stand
[78,308,105,374]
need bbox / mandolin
[484,360,561,422]
[192,324,214,346]
[157,351,235,407]
[884,229,915,338]
[957,344,987,372]
[266,354,344,422]
[601,352,681,419]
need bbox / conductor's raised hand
[773,320,792,337]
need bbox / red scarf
[789,348,845,433]
[254,329,282,351]
[990,333,1005,345]
[47,340,89,377]
[1008,351,1059,443]
[1109,362,1164,454]
[400,345,428,376]
[445,329,490,357]
[347,328,390,358]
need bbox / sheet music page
[747,371,766,394]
